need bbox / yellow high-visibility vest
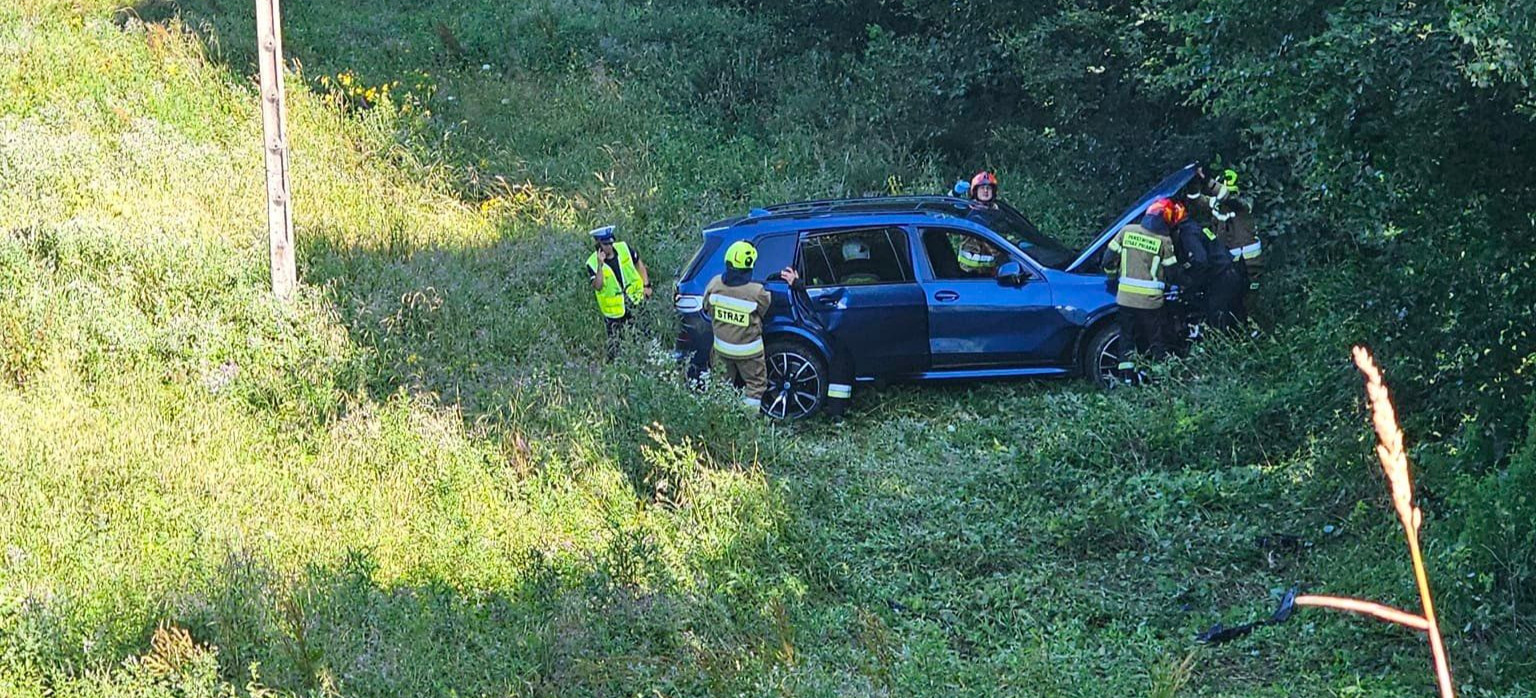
[586,242,643,319]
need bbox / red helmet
[1147,197,1187,227]
[970,171,999,189]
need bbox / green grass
[1,1,1532,696]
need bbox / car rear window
[679,237,722,282]
[751,233,797,282]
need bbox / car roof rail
[761,195,967,214]
[725,196,975,228]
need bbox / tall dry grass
[1291,347,1455,697]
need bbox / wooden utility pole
[256,0,296,299]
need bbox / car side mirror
[996,261,1027,286]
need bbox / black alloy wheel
[762,341,827,420]
[1083,323,1126,389]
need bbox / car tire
[762,338,828,421]
[1081,321,1125,389]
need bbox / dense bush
[726,0,1536,615]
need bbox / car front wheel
[762,339,827,420]
[1081,322,1125,389]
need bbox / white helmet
[842,239,871,261]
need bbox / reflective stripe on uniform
[827,383,852,399]
[1118,277,1166,292]
[958,248,996,270]
[742,397,762,408]
[714,336,765,357]
[709,294,758,314]
[1228,241,1262,260]
[1117,361,1136,371]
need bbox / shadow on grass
[163,541,803,697]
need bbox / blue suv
[674,165,1199,419]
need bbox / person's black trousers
[1205,267,1247,331]
[1120,305,1171,361]
[604,314,632,360]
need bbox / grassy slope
[1,1,1530,696]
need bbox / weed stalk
[1290,347,1455,697]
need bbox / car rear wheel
[762,339,827,420]
[1081,322,1125,389]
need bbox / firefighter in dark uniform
[1209,168,1262,318]
[1101,198,1182,376]
[1188,166,1261,324]
[1168,191,1245,332]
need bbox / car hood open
[1064,163,1200,273]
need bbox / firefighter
[840,239,882,284]
[703,241,799,410]
[1101,198,1182,377]
[584,225,651,359]
[824,338,856,423]
[957,236,1002,277]
[1168,187,1245,332]
[1209,168,1263,317]
[969,171,1000,208]
[1189,166,1262,322]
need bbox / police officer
[1102,198,1182,376]
[703,241,799,410]
[585,225,651,359]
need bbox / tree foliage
[727,0,1536,623]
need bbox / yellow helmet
[725,240,758,270]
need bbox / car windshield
[966,203,1076,269]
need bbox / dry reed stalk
[1293,594,1430,631]
[1351,346,1455,698]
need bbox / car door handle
[933,290,960,303]
[813,294,847,310]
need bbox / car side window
[921,227,1006,280]
[799,227,912,288]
